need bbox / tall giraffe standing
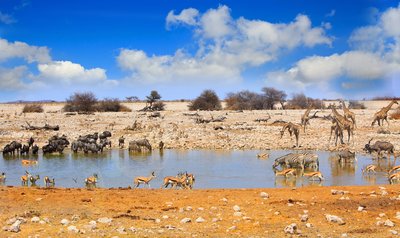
[301,106,319,132]
[331,107,354,143]
[371,100,398,127]
[340,100,356,128]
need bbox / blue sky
[0,0,399,101]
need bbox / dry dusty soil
[0,101,400,237]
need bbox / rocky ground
[1,101,400,237]
[1,185,400,237]
[0,102,399,153]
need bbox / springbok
[257,153,269,159]
[388,165,400,174]
[21,171,31,186]
[185,173,195,189]
[0,172,6,183]
[303,171,324,181]
[134,172,156,188]
[388,172,400,184]
[362,165,377,174]
[274,168,297,178]
[161,173,188,189]
[85,173,98,187]
[44,176,55,187]
[29,175,40,186]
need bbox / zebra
[272,153,305,173]
[303,152,319,171]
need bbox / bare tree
[262,87,287,109]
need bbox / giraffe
[331,107,354,143]
[371,100,398,127]
[280,122,301,147]
[340,100,356,128]
[300,107,319,133]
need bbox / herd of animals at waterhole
[0,100,399,188]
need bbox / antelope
[21,171,31,185]
[21,159,38,165]
[161,173,188,189]
[388,172,400,184]
[0,172,6,183]
[257,153,269,159]
[134,172,156,188]
[362,164,377,174]
[85,173,98,187]
[389,165,400,174]
[185,173,195,189]
[274,168,297,178]
[44,176,55,187]
[303,171,324,181]
[29,175,40,186]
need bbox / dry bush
[225,91,264,110]
[189,90,221,111]
[286,93,325,109]
[348,100,366,109]
[97,98,132,112]
[151,101,165,111]
[64,92,97,112]
[22,104,44,113]
[390,109,400,120]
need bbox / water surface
[0,149,391,188]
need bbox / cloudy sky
[0,0,400,101]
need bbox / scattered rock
[379,213,386,218]
[155,219,161,223]
[325,214,345,225]
[31,217,40,223]
[260,192,269,199]
[7,220,22,233]
[116,227,127,234]
[97,217,112,224]
[233,212,242,217]
[39,220,46,225]
[274,211,280,215]
[390,230,398,235]
[300,214,309,222]
[233,205,241,212]
[162,215,169,219]
[186,206,193,211]
[60,219,70,226]
[358,206,366,212]
[395,212,400,220]
[212,218,221,223]
[384,219,395,227]
[226,226,237,232]
[284,223,297,234]
[221,198,228,202]
[305,223,313,228]
[67,225,79,233]
[331,190,349,195]
[180,218,191,224]
[196,217,205,223]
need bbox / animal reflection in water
[273,152,324,187]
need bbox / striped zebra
[303,152,319,171]
[272,153,305,172]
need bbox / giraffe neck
[383,101,396,113]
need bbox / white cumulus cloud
[0,38,51,63]
[37,61,115,85]
[119,5,331,84]
[0,66,27,90]
[166,8,199,28]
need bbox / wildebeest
[129,139,152,152]
[99,131,112,140]
[42,135,70,154]
[2,141,22,155]
[32,145,39,155]
[20,144,30,155]
[337,150,356,164]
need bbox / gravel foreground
[1,185,400,237]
